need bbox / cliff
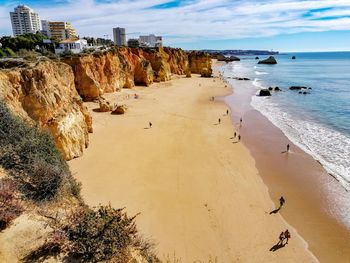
[0,60,92,160]
[0,48,211,160]
[64,47,210,101]
[188,51,213,77]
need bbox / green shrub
[0,101,78,202]
[4,47,15,57]
[0,49,7,58]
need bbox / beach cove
[69,62,317,262]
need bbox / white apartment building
[139,34,163,48]
[113,27,126,46]
[10,5,40,36]
[54,38,88,54]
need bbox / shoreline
[69,63,317,262]
[218,61,350,262]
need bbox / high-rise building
[41,20,77,40]
[139,34,163,48]
[10,5,40,36]
[113,27,126,46]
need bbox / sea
[221,52,350,191]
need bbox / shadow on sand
[270,243,285,252]
[269,207,281,214]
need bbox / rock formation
[258,56,277,64]
[0,60,92,160]
[188,51,212,77]
[289,86,308,90]
[258,89,272,96]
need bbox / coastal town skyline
[0,0,350,51]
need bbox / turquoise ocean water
[222,52,350,190]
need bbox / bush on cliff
[0,178,23,230]
[25,205,159,262]
[0,101,81,202]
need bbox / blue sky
[1,0,350,51]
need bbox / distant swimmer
[287,144,290,152]
[240,117,243,125]
[279,196,285,208]
[149,122,152,128]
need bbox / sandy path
[69,71,317,262]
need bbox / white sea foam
[255,71,269,75]
[251,96,350,190]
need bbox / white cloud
[0,0,349,45]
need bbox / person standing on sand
[287,144,290,152]
[238,135,241,141]
[278,232,285,245]
[279,196,285,208]
[284,230,291,244]
[149,122,152,128]
[218,118,221,124]
[226,109,229,115]
[234,132,236,138]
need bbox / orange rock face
[0,60,92,160]
[65,47,211,101]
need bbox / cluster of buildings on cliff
[8,5,163,54]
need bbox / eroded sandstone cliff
[64,47,210,101]
[0,60,92,160]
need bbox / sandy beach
[222,66,350,262]
[69,65,317,262]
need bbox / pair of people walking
[278,230,291,246]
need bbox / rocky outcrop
[111,104,127,115]
[258,56,277,64]
[258,89,271,96]
[289,86,308,90]
[0,60,92,160]
[63,48,154,101]
[64,47,212,101]
[188,51,212,77]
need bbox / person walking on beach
[238,135,241,141]
[278,232,285,245]
[284,230,291,244]
[279,196,285,208]
[226,109,229,115]
[218,118,221,124]
[149,122,152,128]
[287,144,290,152]
[234,131,237,138]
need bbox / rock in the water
[229,56,240,61]
[258,56,277,65]
[259,89,271,96]
[255,57,259,60]
[268,87,273,91]
[290,86,308,90]
[292,56,296,59]
[111,105,128,115]
[274,87,281,91]
[235,77,250,80]
[98,97,113,112]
